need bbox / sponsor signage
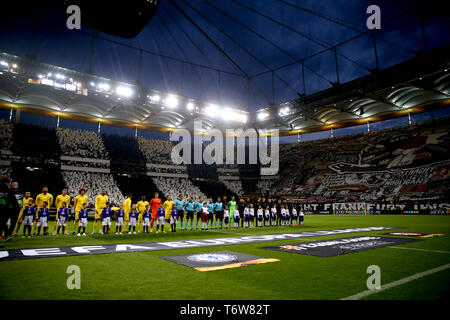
[0,226,395,262]
[383,232,444,238]
[160,251,279,272]
[27,78,41,85]
[260,236,420,257]
[292,202,450,215]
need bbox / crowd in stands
[62,171,124,206]
[61,160,109,169]
[12,123,61,159]
[57,128,109,159]
[273,117,450,203]
[0,166,12,177]
[138,137,173,164]
[0,119,13,150]
[152,177,206,201]
[221,179,244,197]
[257,179,276,196]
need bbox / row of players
[13,187,305,237]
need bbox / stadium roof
[0,0,449,134]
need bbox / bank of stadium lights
[279,106,290,116]
[149,94,161,104]
[98,83,110,91]
[186,101,195,111]
[258,112,269,121]
[0,61,8,67]
[205,104,220,118]
[115,85,133,98]
[164,95,179,108]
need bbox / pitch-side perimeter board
[0,227,396,261]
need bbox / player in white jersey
[287,206,292,226]
[233,207,240,228]
[299,210,304,226]
[243,206,250,228]
[291,207,298,226]
[223,206,230,229]
[264,207,270,227]
[249,204,255,228]
[271,204,277,226]
[128,204,138,234]
[280,206,286,226]
[257,205,263,227]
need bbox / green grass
[0,215,449,300]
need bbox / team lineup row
[10,186,305,238]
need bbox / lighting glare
[150,94,161,103]
[205,104,219,117]
[258,112,269,121]
[279,107,290,116]
[116,86,133,97]
[98,83,110,91]
[165,95,179,108]
[186,102,195,110]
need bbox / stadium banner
[159,251,279,272]
[292,202,450,215]
[260,236,421,257]
[0,226,396,262]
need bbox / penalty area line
[341,263,450,300]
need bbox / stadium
[0,0,449,306]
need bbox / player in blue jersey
[115,205,125,234]
[77,203,89,236]
[37,201,50,236]
[194,197,203,231]
[56,202,69,236]
[128,204,138,234]
[207,198,214,230]
[156,203,166,233]
[101,202,112,235]
[175,195,185,231]
[22,199,36,237]
[170,204,178,232]
[142,204,151,233]
[185,197,195,231]
[214,197,223,229]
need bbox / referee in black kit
[0,176,20,243]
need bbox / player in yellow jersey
[13,191,32,237]
[52,188,70,235]
[122,194,132,231]
[72,188,88,235]
[92,189,108,234]
[33,186,53,235]
[136,195,149,233]
[163,195,174,229]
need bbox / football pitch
[0,215,449,300]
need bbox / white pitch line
[388,246,450,254]
[341,263,450,300]
[204,229,255,237]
